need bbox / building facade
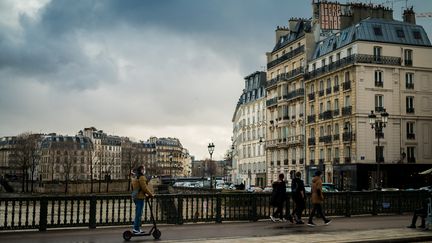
[232,71,267,187]
[265,19,315,186]
[304,15,432,190]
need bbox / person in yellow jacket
[307,170,331,226]
[131,165,154,234]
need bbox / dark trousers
[293,199,305,220]
[411,208,427,227]
[308,203,327,223]
[273,203,284,219]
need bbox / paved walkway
[0,215,431,242]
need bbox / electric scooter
[123,200,161,241]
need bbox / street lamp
[368,109,389,190]
[208,143,215,160]
[208,143,215,189]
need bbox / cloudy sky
[0,0,431,160]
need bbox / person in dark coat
[291,171,306,224]
[270,173,287,222]
[407,198,428,229]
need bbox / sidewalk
[0,214,431,242]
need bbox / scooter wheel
[123,230,132,241]
[152,229,161,239]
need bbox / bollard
[39,197,48,231]
[89,195,97,229]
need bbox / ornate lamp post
[368,109,389,190]
[208,143,215,189]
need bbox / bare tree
[10,132,41,193]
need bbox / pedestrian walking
[131,165,154,234]
[270,173,287,222]
[291,171,306,224]
[307,170,331,226]
[407,198,428,229]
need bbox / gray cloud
[1,0,430,159]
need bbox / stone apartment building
[232,1,432,189]
[232,71,267,187]
[304,13,432,190]
[265,19,315,186]
[81,127,122,180]
[39,134,93,182]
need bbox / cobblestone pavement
[0,214,431,242]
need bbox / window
[320,126,324,137]
[344,71,350,82]
[319,149,324,161]
[373,46,382,61]
[310,104,315,115]
[334,123,339,135]
[334,75,339,87]
[347,48,352,56]
[326,100,331,111]
[407,122,415,140]
[319,102,324,114]
[373,26,383,36]
[310,84,315,94]
[413,30,422,40]
[319,80,324,91]
[396,28,405,38]
[406,72,414,89]
[310,149,315,161]
[344,95,351,107]
[334,98,339,110]
[407,147,416,163]
[406,96,414,113]
[336,52,341,61]
[375,95,384,112]
[404,49,413,66]
[310,128,315,138]
[374,70,383,87]
[326,78,332,94]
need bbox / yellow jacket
[131,175,154,199]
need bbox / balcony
[375,106,385,112]
[323,110,333,120]
[333,158,340,164]
[333,134,340,141]
[299,158,304,164]
[307,115,316,123]
[407,133,416,140]
[343,81,351,91]
[405,59,413,66]
[267,45,305,69]
[319,135,332,144]
[286,88,305,101]
[326,88,332,95]
[287,135,305,145]
[342,106,352,116]
[319,159,324,164]
[342,132,354,142]
[333,109,340,116]
[333,85,339,93]
[407,107,415,113]
[406,83,414,89]
[308,137,316,146]
[343,132,353,142]
[407,157,416,163]
[284,159,289,165]
[291,159,296,165]
[308,93,315,101]
[304,54,401,81]
[266,97,278,107]
[375,81,383,87]
[318,90,325,97]
[310,159,315,165]
[344,157,351,163]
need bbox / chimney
[289,18,300,32]
[403,6,416,24]
[275,26,289,44]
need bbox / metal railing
[0,191,428,231]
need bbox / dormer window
[396,28,405,38]
[413,30,422,40]
[373,26,383,36]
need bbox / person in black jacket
[291,171,306,224]
[270,173,287,222]
[407,198,428,229]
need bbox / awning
[419,168,432,175]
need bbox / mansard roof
[272,19,312,52]
[312,18,431,60]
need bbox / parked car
[304,185,311,193]
[322,183,339,192]
[247,185,263,193]
[263,186,273,193]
